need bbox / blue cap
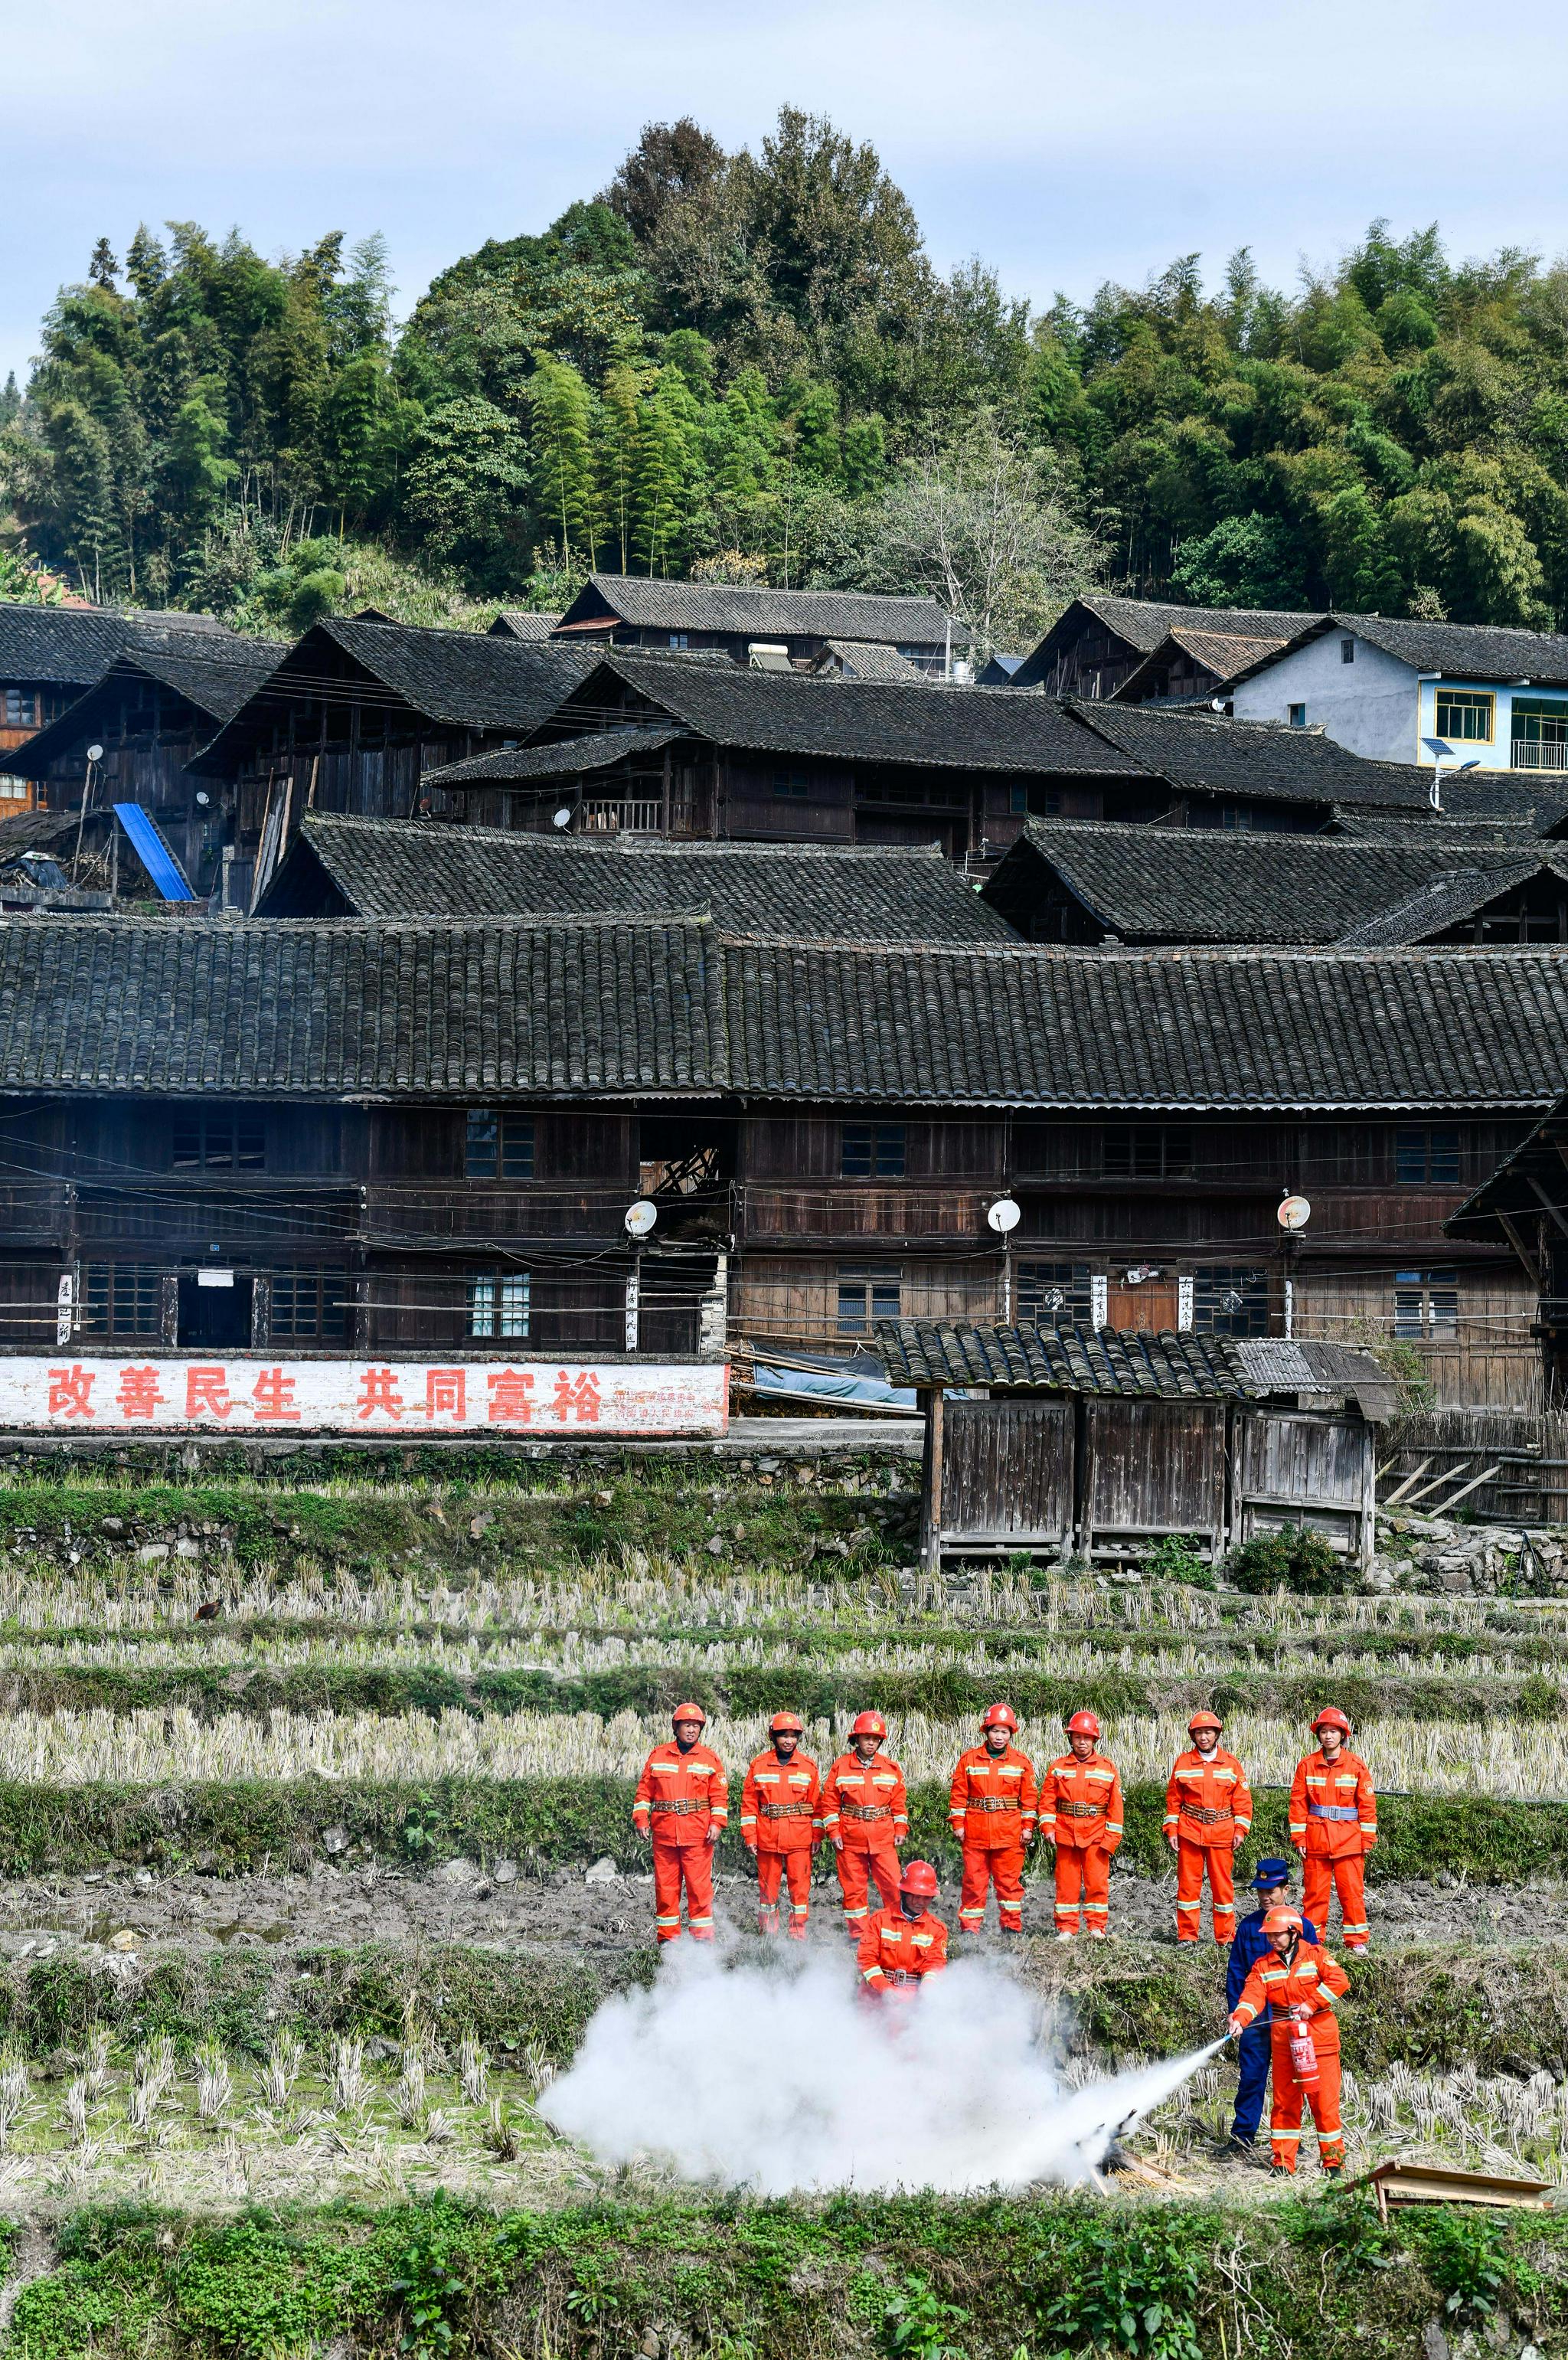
[1251,1856,1293,1890]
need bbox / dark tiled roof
[561,657,1149,777]
[1071,704,1432,810]
[818,640,926,682]
[5,923,1568,1110]
[423,727,688,786]
[0,603,236,690]
[1011,597,1321,685]
[559,575,954,645]
[985,819,1545,944]
[1114,625,1295,699]
[488,612,564,640]
[263,812,1017,943]
[874,1321,1258,1397]
[1229,611,1568,689]
[0,632,287,775]
[0,914,723,1100]
[188,622,595,774]
[1333,856,1568,946]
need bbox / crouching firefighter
[740,1711,822,1939]
[1227,1906,1350,2177]
[632,1702,727,1943]
[858,1859,949,2002]
[1226,1858,1321,2153]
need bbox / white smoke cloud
[542,1948,1223,2194]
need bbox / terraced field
[2,1445,1567,2357]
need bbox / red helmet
[980,1702,1018,1732]
[1188,1710,1223,1736]
[1313,1707,1351,1737]
[1261,1907,1304,1937]
[671,1701,706,1728]
[769,1711,804,1736]
[899,1859,939,1898]
[1065,1710,1101,1739]
[850,1711,887,1740]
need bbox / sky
[5,0,1568,387]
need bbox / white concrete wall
[1231,632,1419,760]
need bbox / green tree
[527,355,599,568]
[403,394,531,581]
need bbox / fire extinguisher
[1287,2005,1319,2090]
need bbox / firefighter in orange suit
[821,1711,907,1937]
[1228,1905,1351,2177]
[858,1858,948,2001]
[1165,1709,1251,1945]
[632,1702,727,1943]
[1289,1707,1377,1951]
[1039,1711,1123,1939]
[950,1702,1037,1936]
[740,1711,822,1939]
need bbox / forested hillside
[5,106,1568,649]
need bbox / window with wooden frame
[1194,1266,1269,1337]
[836,1263,901,1336]
[1016,1261,1094,1329]
[1101,1124,1194,1178]
[1435,688,1494,743]
[1395,1127,1461,1184]
[2,689,37,728]
[270,1269,349,1342]
[467,1271,531,1339]
[465,1110,534,1180]
[80,1263,162,1337]
[841,1122,906,1178]
[772,768,812,799]
[1393,1268,1459,1341]
[170,1111,265,1170]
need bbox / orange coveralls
[632,1739,728,1942]
[1230,1938,1351,2172]
[740,1748,822,1937]
[949,1742,1038,1933]
[1289,1748,1377,1950]
[1165,1747,1252,1943]
[857,1906,949,2000]
[821,1750,907,1932]
[1038,1750,1123,1934]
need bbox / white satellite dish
[1277,1195,1312,1232]
[624,1199,658,1239]
[553,806,573,830]
[987,1197,1021,1234]
[86,744,104,763]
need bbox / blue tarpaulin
[114,803,195,902]
[751,1357,916,1412]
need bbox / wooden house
[549,576,958,675]
[876,1322,1387,1570]
[1009,597,1312,700]
[0,626,284,898]
[0,601,213,815]
[0,916,1563,1410]
[419,656,1441,858]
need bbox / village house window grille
[837,1265,901,1337]
[1194,1267,1269,1337]
[3,690,36,727]
[1010,786,1064,816]
[1393,1269,1459,1342]
[1395,1127,1461,1184]
[1511,699,1568,771]
[80,1263,162,1337]
[1341,638,1356,663]
[171,1112,265,1170]
[1102,1125,1193,1178]
[841,1123,906,1178]
[773,769,812,799]
[271,1270,349,1342]
[465,1110,534,1180]
[1435,689,1494,743]
[668,633,688,650]
[1016,1262,1094,1329]
[1287,704,1307,727]
[468,1272,531,1339]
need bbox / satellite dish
[1277,1195,1311,1233]
[624,1199,658,1239]
[552,806,573,830]
[86,744,104,763]
[987,1196,1021,1234]
[194,790,210,807]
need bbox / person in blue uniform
[1226,1857,1320,2151]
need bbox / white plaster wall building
[1229,613,1568,776]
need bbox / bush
[1143,1535,1214,1589]
[1226,1525,1351,1597]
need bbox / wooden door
[940,1398,1075,1545]
[1234,1410,1374,1564]
[1081,1397,1227,1557]
[1105,1275,1178,1332]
